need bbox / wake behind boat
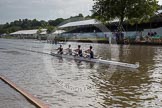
[50,53,140,69]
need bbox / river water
[0,39,162,108]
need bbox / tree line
[0,13,91,34]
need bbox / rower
[85,46,94,59]
[65,44,72,55]
[74,45,83,57]
[57,45,63,54]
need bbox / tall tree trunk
[119,16,124,32]
[118,16,124,43]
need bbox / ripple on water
[1,50,27,55]
[1,39,162,108]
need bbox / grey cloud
[1,0,161,24]
[0,0,94,23]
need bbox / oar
[51,48,59,53]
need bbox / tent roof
[52,30,66,34]
[59,19,101,28]
[156,9,162,14]
[10,29,46,35]
[38,29,47,34]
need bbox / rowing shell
[51,53,139,69]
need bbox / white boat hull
[51,53,139,69]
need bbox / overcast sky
[0,0,162,24]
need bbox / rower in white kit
[65,44,72,55]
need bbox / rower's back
[68,45,72,55]
[68,49,72,55]
[58,45,63,54]
[78,45,83,57]
[78,49,83,57]
[89,46,94,59]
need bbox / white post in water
[65,37,66,42]
[109,33,112,44]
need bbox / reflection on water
[0,39,162,108]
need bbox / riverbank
[58,38,108,43]
[1,36,19,39]
[2,37,162,46]
[57,38,162,45]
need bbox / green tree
[37,27,43,34]
[92,0,159,31]
[47,26,55,34]
[48,18,64,26]
[85,15,92,19]
[40,20,48,28]
[78,13,84,17]
[32,19,41,27]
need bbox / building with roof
[58,10,162,39]
[10,29,46,39]
[0,33,7,38]
[58,19,109,39]
[9,29,66,40]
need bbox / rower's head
[78,45,81,49]
[90,46,92,50]
[69,44,71,48]
[60,45,62,48]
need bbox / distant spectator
[112,32,116,41]
[116,32,119,42]
[105,34,107,38]
[148,32,151,36]
[121,32,124,41]
[151,32,154,37]
[154,32,157,36]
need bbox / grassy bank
[1,36,18,39]
[1,36,40,40]
[57,37,109,43]
[2,36,162,45]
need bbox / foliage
[0,13,87,34]
[48,18,64,26]
[92,0,159,31]
[37,27,43,34]
[46,26,55,34]
[60,13,85,25]
[0,19,48,34]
